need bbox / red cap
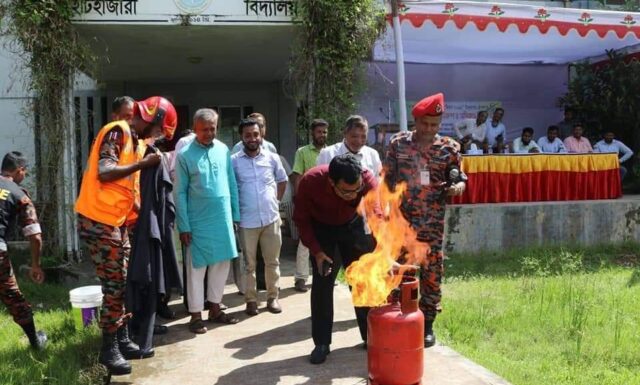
[412,93,445,119]
[135,96,178,140]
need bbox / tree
[287,0,386,145]
[559,50,640,156]
[0,1,93,258]
[595,0,640,12]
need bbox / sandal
[208,311,239,325]
[188,318,207,334]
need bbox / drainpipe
[391,0,408,131]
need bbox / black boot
[157,301,176,320]
[117,326,151,359]
[99,332,132,375]
[20,321,47,350]
[424,320,436,348]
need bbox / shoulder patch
[390,131,410,144]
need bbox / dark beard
[244,142,259,151]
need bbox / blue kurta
[175,139,240,268]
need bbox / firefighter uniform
[383,93,465,326]
[76,121,141,333]
[0,176,41,326]
[75,96,178,375]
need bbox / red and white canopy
[374,1,640,64]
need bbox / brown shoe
[294,279,308,292]
[208,311,240,325]
[245,302,259,316]
[188,318,207,334]
[267,298,282,314]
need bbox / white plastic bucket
[69,285,103,329]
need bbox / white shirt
[512,137,540,154]
[537,136,567,153]
[316,141,382,178]
[485,121,506,146]
[169,133,196,180]
[594,139,634,163]
[454,118,486,142]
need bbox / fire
[345,175,429,307]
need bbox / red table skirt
[451,153,622,204]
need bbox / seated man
[563,123,593,153]
[593,130,634,180]
[512,127,540,154]
[454,111,487,153]
[537,125,566,153]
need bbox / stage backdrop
[359,61,568,145]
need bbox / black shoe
[153,324,169,335]
[294,279,308,292]
[21,322,47,350]
[309,344,331,364]
[424,320,436,348]
[99,332,132,375]
[157,303,176,320]
[117,327,149,360]
[139,348,155,358]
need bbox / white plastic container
[69,285,103,329]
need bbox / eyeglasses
[333,182,363,197]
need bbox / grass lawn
[0,277,104,385]
[439,243,640,385]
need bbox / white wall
[0,39,36,191]
[277,85,298,163]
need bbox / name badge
[420,169,430,186]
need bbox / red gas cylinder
[368,276,424,385]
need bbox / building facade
[0,0,632,256]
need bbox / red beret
[412,93,445,118]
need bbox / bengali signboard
[72,0,297,25]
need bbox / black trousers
[310,216,376,346]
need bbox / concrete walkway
[111,245,511,385]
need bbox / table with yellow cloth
[451,153,622,204]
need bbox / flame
[345,174,429,307]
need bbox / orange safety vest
[75,121,139,227]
